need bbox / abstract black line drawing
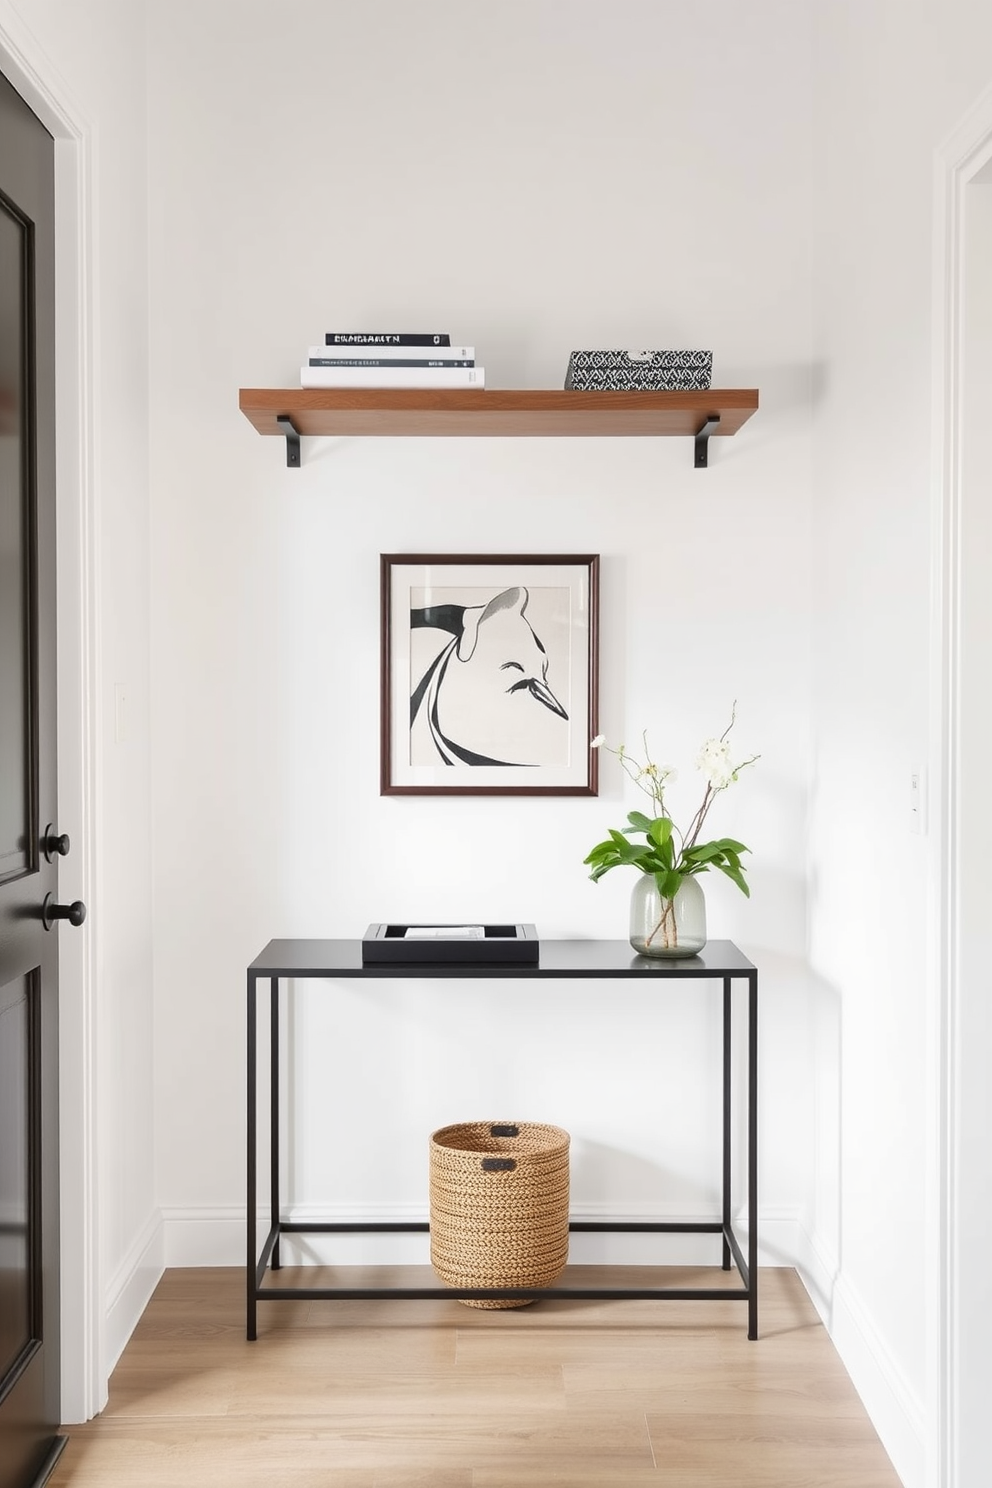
[410,586,568,767]
[381,554,599,797]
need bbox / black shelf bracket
[269,409,728,468]
[276,414,301,468]
[694,414,721,468]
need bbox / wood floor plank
[472,1474,666,1487]
[225,1362,566,1417]
[51,1411,655,1479]
[564,1366,873,1417]
[455,1323,752,1369]
[48,1266,904,1488]
[645,1434,903,1487]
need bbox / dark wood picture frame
[381,554,599,796]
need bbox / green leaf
[626,810,654,833]
[714,860,751,897]
[682,842,724,864]
[592,840,650,873]
[655,869,683,899]
[647,816,675,849]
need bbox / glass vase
[629,874,707,958]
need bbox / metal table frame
[246,938,759,1339]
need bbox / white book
[300,365,485,389]
[308,344,474,362]
[404,925,485,939]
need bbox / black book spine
[309,356,473,368]
[324,333,451,347]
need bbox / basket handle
[490,1124,519,1137]
[481,1157,516,1172]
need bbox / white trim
[791,1215,839,1324]
[929,131,959,1488]
[828,1274,925,1488]
[795,1223,923,1488]
[105,1211,163,1375]
[931,78,992,1488]
[163,1206,249,1268]
[54,111,103,1430]
[0,4,102,1425]
[827,1274,924,1488]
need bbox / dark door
[0,69,68,1488]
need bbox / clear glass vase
[629,874,707,958]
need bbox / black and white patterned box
[564,349,713,391]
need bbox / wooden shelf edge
[239,387,758,439]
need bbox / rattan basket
[429,1120,570,1308]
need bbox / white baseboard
[794,1222,923,1488]
[163,1201,802,1269]
[163,1206,247,1267]
[792,1216,840,1321]
[105,1209,164,1373]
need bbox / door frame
[0,5,102,1424]
[930,79,992,1488]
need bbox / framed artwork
[381,554,599,796]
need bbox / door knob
[42,826,71,860]
[41,894,86,931]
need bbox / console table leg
[246,971,257,1341]
[722,976,732,1271]
[271,977,281,1270]
[748,970,759,1340]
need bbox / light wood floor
[50,1265,904,1487]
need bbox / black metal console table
[246,938,759,1340]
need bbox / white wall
[145,0,816,1275]
[809,4,992,1486]
[1,0,156,1418]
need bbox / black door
[0,69,72,1488]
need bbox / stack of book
[301,333,485,390]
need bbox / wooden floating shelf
[238,388,759,468]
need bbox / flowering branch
[584,704,759,903]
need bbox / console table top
[247,938,756,979]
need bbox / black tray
[362,923,538,965]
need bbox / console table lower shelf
[246,938,759,1340]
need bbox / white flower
[696,738,735,789]
[591,734,606,748]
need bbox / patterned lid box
[565,349,712,391]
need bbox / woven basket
[429,1120,570,1309]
